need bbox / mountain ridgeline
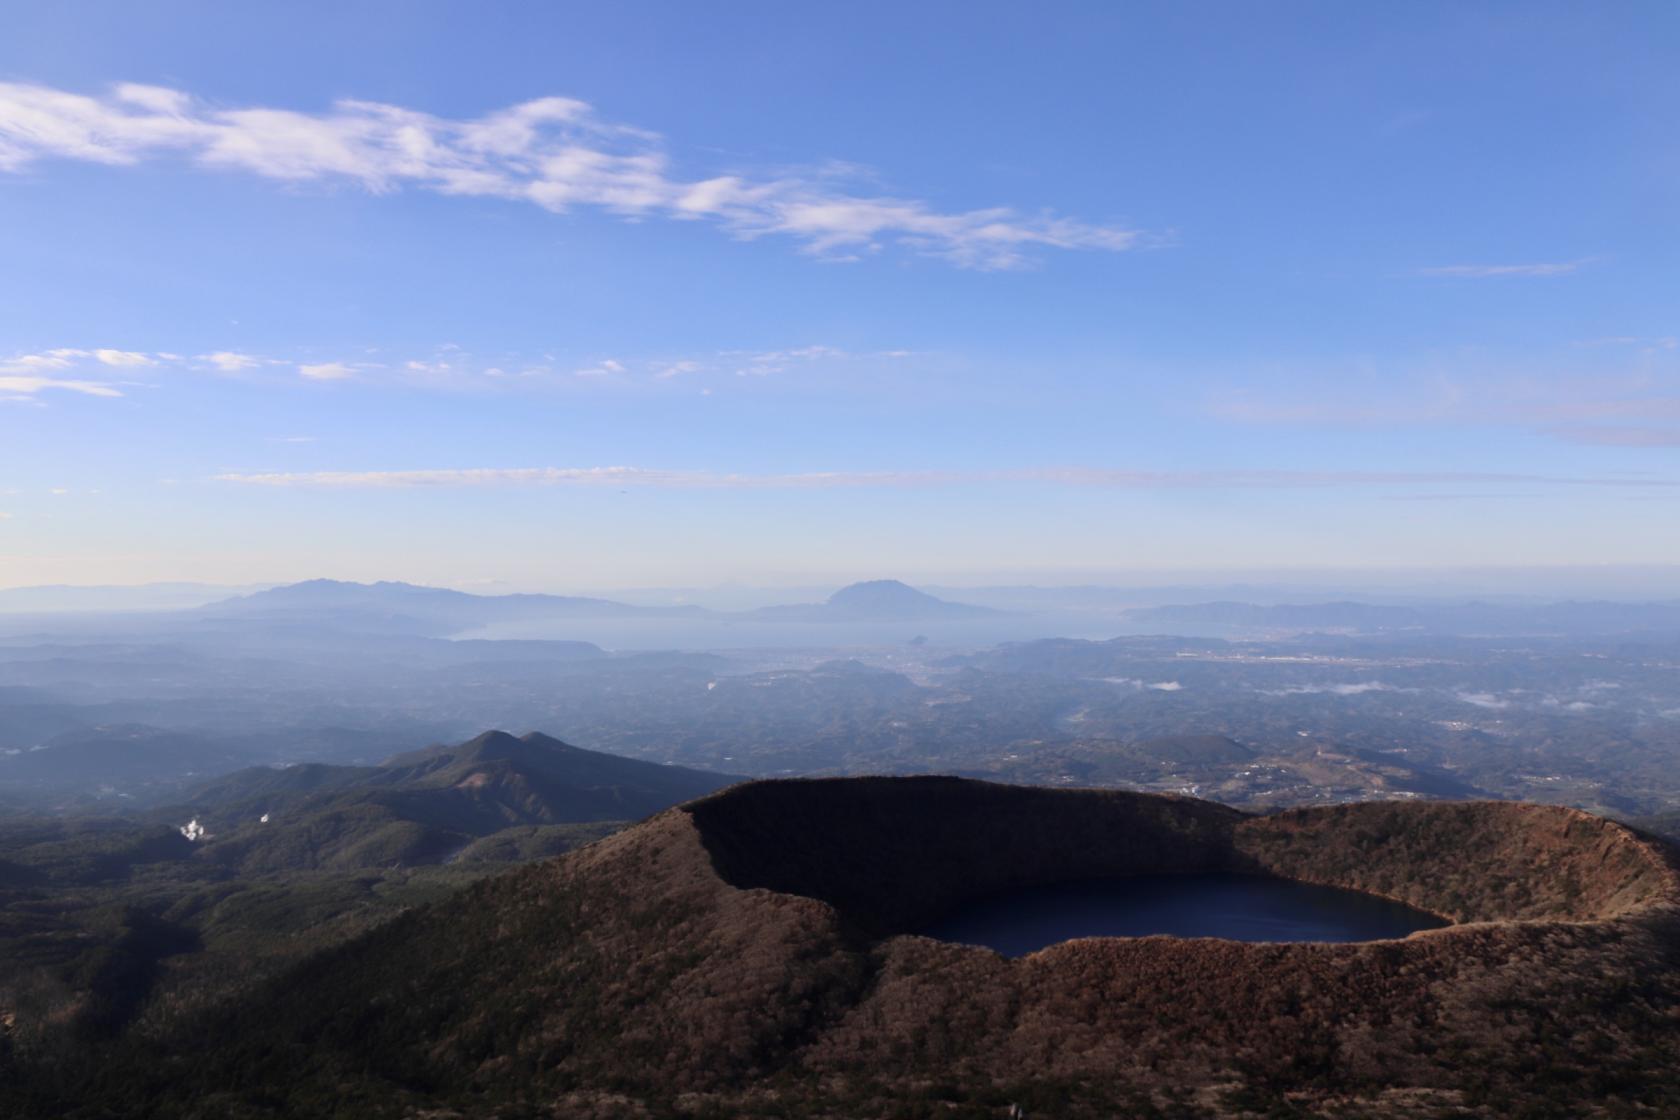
[0,730,744,1060]
[200,579,704,636]
[175,730,740,873]
[198,577,1001,637]
[1125,598,1680,637]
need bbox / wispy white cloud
[1574,336,1678,352]
[440,341,892,385]
[216,466,950,489]
[640,345,900,381]
[0,374,123,397]
[297,361,355,381]
[1549,425,1680,447]
[1,339,907,396]
[6,351,75,371]
[212,465,1680,491]
[202,350,262,372]
[0,346,166,396]
[0,350,127,398]
[1210,359,1680,442]
[652,359,704,380]
[1418,260,1590,278]
[1380,492,1537,503]
[93,348,154,366]
[729,345,846,376]
[0,81,1146,269]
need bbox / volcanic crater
[86,775,1680,1118]
[687,776,1678,936]
[648,777,1680,1112]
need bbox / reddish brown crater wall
[1236,800,1678,922]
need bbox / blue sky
[1,1,1677,589]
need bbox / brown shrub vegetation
[8,777,1679,1118]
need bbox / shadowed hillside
[0,733,742,1057]
[177,730,740,873]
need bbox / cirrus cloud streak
[1418,260,1590,278]
[213,466,1680,491]
[1550,426,1680,447]
[0,81,1146,269]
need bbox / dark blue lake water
[919,872,1448,956]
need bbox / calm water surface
[919,872,1448,956]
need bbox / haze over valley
[7,576,1680,817]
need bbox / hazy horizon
[7,563,1680,602]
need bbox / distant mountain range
[20,578,1680,641]
[198,577,999,636]
[170,730,739,873]
[0,582,273,614]
[1123,598,1680,636]
[201,579,707,636]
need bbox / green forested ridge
[0,730,737,1072]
